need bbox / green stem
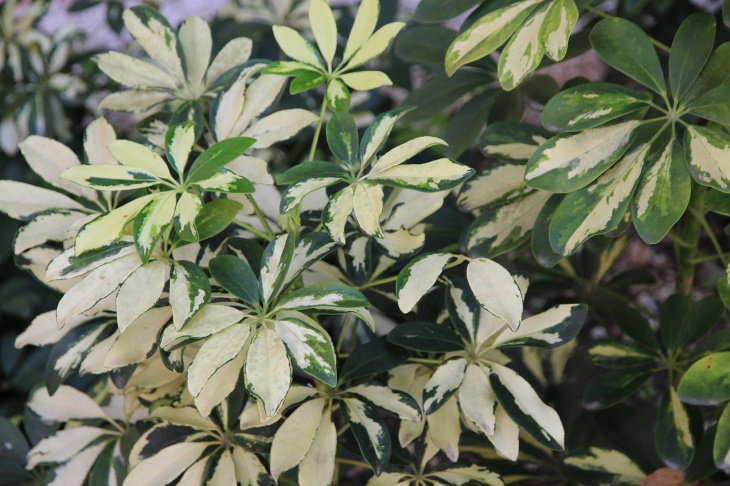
[308,98,328,161]
[335,458,369,468]
[358,275,398,289]
[689,207,727,265]
[247,195,275,238]
[232,219,273,241]
[676,183,707,295]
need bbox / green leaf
[490,363,564,450]
[655,387,695,470]
[677,352,730,405]
[530,194,563,267]
[280,176,342,214]
[684,125,730,192]
[445,0,542,76]
[281,232,338,288]
[173,192,203,242]
[584,368,653,410]
[715,403,730,468]
[480,121,550,162]
[686,84,730,126]
[549,144,646,255]
[186,137,256,182]
[192,169,255,194]
[525,120,641,193]
[683,42,730,104]
[387,321,464,352]
[340,340,407,382]
[209,255,259,306]
[194,199,243,240]
[704,189,730,216]
[276,282,369,311]
[415,0,484,22]
[274,316,337,387]
[169,260,211,330]
[632,140,691,244]
[659,293,690,352]
[542,83,653,132]
[401,71,491,122]
[611,305,661,351]
[423,357,467,414]
[290,71,328,94]
[589,17,666,95]
[394,25,456,64]
[325,79,351,112]
[444,90,498,158]
[61,164,161,191]
[326,112,360,167]
[88,441,117,486]
[341,398,391,475]
[669,13,715,102]
[0,417,29,462]
[588,342,658,368]
[676,296,724,350]
[278,162,348,185]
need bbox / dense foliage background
[1,0,730,485]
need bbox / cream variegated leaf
[178,16,212,90]
[18,135,92,197]
[323,185,355,244]
[370,159,474,192]
[466,258,523,331]
[56,253,142,327]
[539,0,579,61]
[492,304,587,349]
[344,22,406,70]
[99,89,172,113]
[134,193,176,262]
[423,357,468,414]
[187,323,250,397]
[161,305,246,349]
[206,37,253,86]
[116,260,167,331]
[498,3,550,91]
[459,364,497,436]
[490,363,564,450]
[61,164,160,191]
[274,317,337,386]
[457,163,530,211]
[208,450,236,486]
[298,415,337,486]
[339,71,393,91]
[562,447,645,484]
[95,52,178,90]
[231,71,286,136]
[431,464,504,486]
[74,195,156,255]
[272,25,324,68]
[281,177,341,213]
[343,0,379,61]
[310,0,337,67]
[0,181,86,220]
[486,404,520,461]
[428,395,461,461]
[340,397,390,474]
[270,397,326,480]
[106,307,171,367]
[195,347,248,416]
[108,140,173,181]
[396,252,455,314]
[123,442,211,486]
[174,191,203,241]
[122,7,183,78]
[685,125,730,193]
[13,210,83,254]
[260,234,293,303]
[243,109,318,149]
[45,442,107,486]
[28,385,107,422]
[445,0,542,76]
[169,260,211,330]
[27,426,107,469]
[525,121,641,193]
[245,327,292,418]
[166,123,195,175]
[369,136,446,175]
[348,384,421,422]
[353,182,384,238]
[549,144,647,255]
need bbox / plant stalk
[676,183,706,295]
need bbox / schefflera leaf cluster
[526,13,730,254]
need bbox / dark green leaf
[326,112,359,167]
[587,341,657,368]
[715,403,730,468]
[0,417,29,462]
[683,42,730,104]
[340,340,407,382]
[209,255,260,306]
[612,305,661,351]
[676,296,724,350]
[341,398,391,475]
[583,368,653,410]
[277,162,348,185]
[415,0,484,22]
[187,138,257,182]
[669,13,715,102]
[401,71,491,122]
[387,321,464,352]
[562,447,646,486]
[290,72,327,94]
[394,25,456,64]
[659,294,690,352]
[687,84,730,125]
[589,17,666,95]
[594,405,664,472]
[88,441,117,486]
[325,79,351,113]
[480,121,551,162]
[444,90,497,158]
[705,189,730,216]
[225,238,264,275]
[531,194,564,267]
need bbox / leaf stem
[309,98,328,161]
[676,182,706,295]
[232,219,273,241]
[689,207,727,265]
[247,194,275,238]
